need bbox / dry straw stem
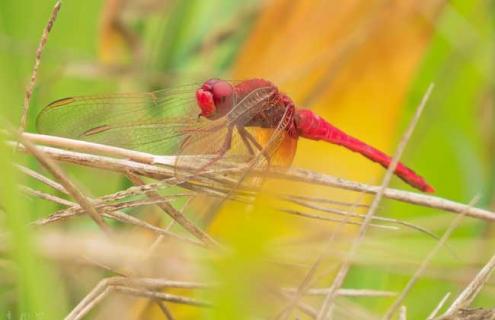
[18,155,201,248]
[22,159,433,242]
[283,288,396,298]
[439,308,495,320]
[16,164,69,194]
[65,277,211,320]
[111,286,211,307]
[121,201,190,320]
[277,291,318,318]
[316,84,434,319]
[125,174,220,249]
[275,195,366,320]
[34,198,203,247]
[65,275,394,320]
[15,134,495,222]
[399,306,407,320]
[286,198,440,239]
[26,171,213,247]
[13,130,111,234]
[18,1,62,133]
[383,196,480,320]
[442,249,495,317]
[278,208,398,231]
[280,194,369,208]
[427,292,451,320]
[20,185,75,207]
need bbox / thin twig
[443,249,495,316]
[286,198,440,240]
[278,208,398,231]
[126,174,220,249]
[70,287,111,320]
[109,176,191,319]
[17,164,68,194]
[427,292,451,320]
[277,291,318,318]
[20,185,75,207]
[18,1,62,133]
[106,210,202,247]
[280,194,369,208]
[14,136,495,222]
[24,132,155,164]
[112,286,211,307]
[14,130,110,233]
[66,277,211,320]
[66,278,110,320]
[276,194,366,320]
[38,197,169,223]
[38,196,183,224]
[34,199,203,247]
[316,84,434,319]
[283,288,396,297]
[383,196,480,319]
[399,306,407,320]
[156,302,175,320]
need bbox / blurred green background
[0,0,494,319]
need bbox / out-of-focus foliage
[0,0,494,319]
[234,0,444,194]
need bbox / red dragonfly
[37,78,434,193]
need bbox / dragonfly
[37,78,434,193]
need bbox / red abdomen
[294,109,434,193]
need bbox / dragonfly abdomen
[294,109,434,192]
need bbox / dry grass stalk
[427,292,451,320]
[13,137,495,222]
[20,156,439,244]
[33,199,203,247]
[286,198,440,239]
[125,174,220,249]
[276,291,318,318]
[16,164,68,194]
[399,306,407,320]
[14,131,111,233]
[277,208,398,231]
[65,277,211,320]
[20,185,75,207]
[316,84,435,319]
[442,251,495,317]
[283,288,396,297]
[274,193,367,319]
[383,196,479,319]
[18,1,62,133]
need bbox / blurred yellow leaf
[99,0,135,65]
[234,0,445,191]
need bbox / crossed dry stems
[6,1,495,319]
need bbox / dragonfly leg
[197,125,234,172]
[237,126,256,156]
[237,126,271,163]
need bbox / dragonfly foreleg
[197,125,234,173]
[237,126,256,156]
[237,126,271,163]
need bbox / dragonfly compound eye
[212,81,234,116]
[212,81,233,102]
[196,79,234,119]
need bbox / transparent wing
[245,104,297,186]
[37,83,296,183]
[175,85,279,173]
[196,104,298,227]
[36,85,201,154]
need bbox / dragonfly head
[196,79,234,120]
